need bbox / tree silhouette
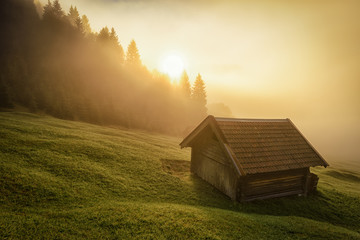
[192,73,207,106]
[75,17,83,32]
[110,28,118,44]
[110,28,125,64]
[53,0,64,19]
[42,0,53,20]
[81,15,92,36]
[68,6,78,25]
[192,73,207,118]
[126,40,141,66]
[43,0,65,23]
[97,26,110,42]
[68,5,82,31]
[179,71,191,98]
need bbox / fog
[36,0,360,164]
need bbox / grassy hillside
[0,112,359,239]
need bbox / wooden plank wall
[191,128,238,200]
[240,168,307,201]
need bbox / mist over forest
[0,0,212,135]
[1,0,359,166]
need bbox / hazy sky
[39,0,360,165]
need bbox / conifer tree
[52,0,64,19]
[126,40,141,66]
[75,16,83,32]
[192,73,207,118]
[192,73,207,107]
[43,0,64,21]
[68,5,74,22]
[97,26,110,42]
[110,28,125,64]
[68,5,80,27]
[179,71,191,98]
[110,28,118,44]
[81,15,92,36]
[42,0,53,20]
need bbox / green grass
[0,112,359,239]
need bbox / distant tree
[43,0,64,21]
[191,73,207,118]
[192,73,207,107]
[126,39,141,66]
[81,15,92,36]
[68,5,81,29]
[0,78,13,108]
[110,28,125,64]
[110,28,118,44]
[42,0,53,20]
[67,5,75,24]
[97,26,110,42]
[179,71,191,98]
[52,0,64,19]
[75,17,83,33]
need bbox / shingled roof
[180,115,328,175]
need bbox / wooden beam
[244,190,303,201]
[303,168,310,196]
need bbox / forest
[0,0,208,135]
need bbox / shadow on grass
[186,173,360,232]
[323,170,360,183]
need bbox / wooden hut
[180,115,328,201]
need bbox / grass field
[0,112,360,239]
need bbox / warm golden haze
[1,1,360,238]
[15,0,360,164]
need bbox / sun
[161,54,184,78]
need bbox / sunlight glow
[161,54,184,78]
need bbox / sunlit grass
[0,112,359,239]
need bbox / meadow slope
[0,112,359,239]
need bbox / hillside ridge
[0,112,359,239]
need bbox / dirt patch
[160,159,190,178]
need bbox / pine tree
[81,15,92,36]
[125,39,141,66]
[97,27,110,43]
[52,0,64,19]
[110,27,118,45]
[179,70,191,98]
[192,73,207,106]
[75,16,83,33]
[43,0,64,21]
[42,0,53,20]
[110,28,125,64]
[97,26,110,42]
[68,5,80,27]
[68,5,74,22]
[192,73,207,118]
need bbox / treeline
[0,0,208,135]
